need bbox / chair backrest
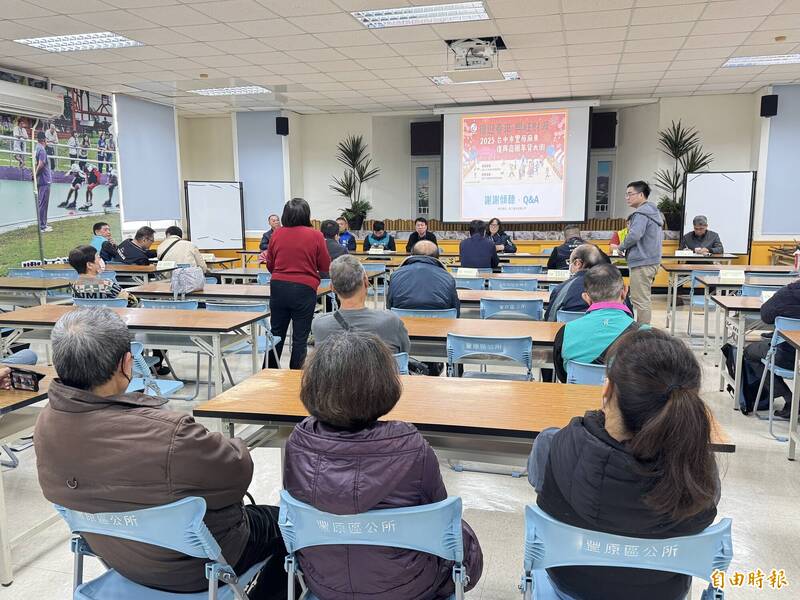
[566,360,606,385]
[488,278,539,291]
[8,268,43,278]
[394,352,409,375]
[130,341,152,378]
[278,490,464,563]
[55,496,222,561]
[447,333,533,377]
[99,271,118,282]
[741,284,781,297]
[205,301,268,314]
[745,272,792,279]
[771,316,800,349]
[141,299,199,310]
[204,277,218,285]
[454,277,484,290]
[362,263,387,274]
[256,272,271,285]
[557,310,585,323]
[689,269,719,291]
[522,504,733,586]
[480,298,543,321]
[42,269,79,281]
[390,307,457,319]
[502,265,543,274]
[73,297,127,308]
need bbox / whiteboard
[184,181,244,250]
[682,172,756,255]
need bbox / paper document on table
[718,270,746,283]
[547,270,570,281]
[674,249,694,257]
[156,261,176,271]
[457,268,478,277]
[201,253,215,261]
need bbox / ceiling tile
[208,38,273,53]
[568,41,624,55]
[370,25,439,44]
[130,5,214,27]
[732,43,797,56]
[776,0,800,13]
[338,44,397,59]
[191,0,278,21]
[683,32,751,48]
[333,70,379,82]
[289,12,362,33]
[566,27,628,44]
[0,20,48,40]
[81,9,160,29]
[624,37,685,52]
[485,0,562,17]
[568,54,621,66]
[432,21,501,38]
[496,15,563,34]
[172,23,249,41]
[504,32,565,48]
[314,59,365,72]
[239,51,297,65]
[197,54,252,68]
[229,18,305,37]
[259,34,326,51]
[621,50,677,63]
[627,22,694,39]
[160,42,223,57]
[1,0,55,18]
[563,0,634,11]
[315,29,381,46]
[702,0,782,20]
[564,10,631,30]
[692,17,766,36]
[671,58,727,70]
[569,64,619,76]
[617,61,673,73]
[744,29,800,44]
[256,0,342,18]
[676,47,735,61]
[631,4,705,25]
[286,48,347,62]
[118,28,196,45]
[11,16,96,35]
[356,56,412,70]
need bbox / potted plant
[654,120,713,231]
[330,134,380,231]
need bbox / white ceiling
[1,0,800,116]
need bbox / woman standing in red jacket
[265,198,330,369]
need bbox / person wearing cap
[35,130,53,232]
[679,215,724,255]
[104,168,118,208]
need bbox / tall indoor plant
[654,120,713,231]
[330,134,380,231]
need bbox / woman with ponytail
[528,328,720,600]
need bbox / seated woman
[487,217,517,253]
[68,245,132,304]
[284,332,483,600]
[528,328,719,600]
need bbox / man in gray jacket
[611,181,664,325]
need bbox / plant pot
[348,215,365,231]
[664,211,682,232]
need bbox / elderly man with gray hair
[679,215,724,255]
[34,307,289,599]
[312,255,410,354]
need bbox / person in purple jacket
[284,332,483,600]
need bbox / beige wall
[178,116,235,182]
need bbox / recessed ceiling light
[352,2,489,28]
[14,31,142,53]
[431,71,520,85]
[723,54,800,67]
[189,86,272,96]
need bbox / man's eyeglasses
[625,191,642,198]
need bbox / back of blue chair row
[141,299,199,310]
[741,284,781,297]
[556,310,585,323]
[501,265,543,274]
[488,278,539,291]
[480,298,543,321]
[447,333,533,381]
[454,277,484,290]
[566,360,606,385]
[73,297,127,308]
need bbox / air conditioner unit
[0,80,62,119]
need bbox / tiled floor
[1,297,798,599]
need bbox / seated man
[544,243,606,321]
[35,308,288,598]
[552,263,644,383]
[362,220,396,251]
[117,225,157,265]
[320,219,347,279]
[404,217,438,253]
[312,255,410,354]
[336,217,356,251]
[155,225,208,272]
[459,220,499,270]
[89,221,120,262]
[547,225,585,270]
[679,215,724,255]
[259,214,280,251]
[68,245,130,303]
[387,240,459,316]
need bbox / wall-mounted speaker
[760,94,778,118]
[276,116,289,135]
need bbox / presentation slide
[442,104,591,222]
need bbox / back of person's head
[165,225,183,238]
[570,243,603,270]
[37,130,46,142]
[564,225,581,239]
[605,329,717,521]
[583,263,624,303]
[329,255,365,298]
[411,240,439,257]
[52,308,131,390]
[282,197,312,227]
[320,219,338,239]
[627,180,651,199]
[92,222,108,235]
[469,219,486,236]
[373,220,385,233]
[301,331,401,429]
[134,226,155,242]
[68,245,97,274]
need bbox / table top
[0,366,55,415]
[204,257,238,265]
[457,290,551,303]
[660,253,739,261]
[127,282,331,298]
[0,277,72,291]
[779,330,800,352]
[209,268,380,281]
[400,316,563,344]
[697,275,797,288]
[710,295,764,311]
[193,369,733,451]
[0,305,265,332]
[43,263,171,273]
[661,263,794,274]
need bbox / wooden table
[193,370,735,476]
[0,277,72,307]
[780,330,800,461]
[0,306,266,395]
[209,267,267,284]
[400,316,562,344]
[0,366,55,586]
[127,282,331,303]
[204,257,238,269]
[457,290,550,305]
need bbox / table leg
[250,325,259,374]
[719,308,729,392]
[703,285,710,355]
[733,311,745,410]
[789,352,799,460]
[0,425,12,586]
[213,334,223,397]
[670,273,680,336]
[665,273,673,329]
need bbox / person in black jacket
[404,217,438,252]
[544,244,605,320]
[487,217,516,253]
[547,225,584,270]
[387,240,459,316]
[742,280,800,418]
[259,214,280,251]
[319,219,347,279]
[459,220,499,270]
[116,226,156,265]
[529,328,720,600]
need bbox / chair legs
[753,355,789,442]
[0,445,19,469]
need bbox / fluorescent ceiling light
[14,31,142,53]
[723,54,800,67]
[352,2,489,28]
[431,72,520,85]
[189,86,272,96]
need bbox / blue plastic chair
[41,268,78,280]
[318,278,338,311]
[488,278,539,291]
[278,490,467,600]
[480,298,544,321]
[7,268,43,278]
[519,503,733,600]
[128,341,184,397]
[390,307,458,319]
[501,265,543,274]
[363,264,388,302]
[73,297,127,308]
[745,272,793,280]
[56,496,264,600]
[99,271,118,282]
[394,352,409,375]
[687,270,719,336]
[141,299,199,310]
[139,301,198,398]
[566,360,606,385]
[556,310,585,323]
[753,316,800,440]
[256,272,271,285]
[205,277,218,285]
[741,284,781,297]
[447,333,533,381]
[454,277,484,290]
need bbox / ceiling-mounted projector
[444,37,508,83]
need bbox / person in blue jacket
[336,217,356,251]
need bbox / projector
[444,37,506,83]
